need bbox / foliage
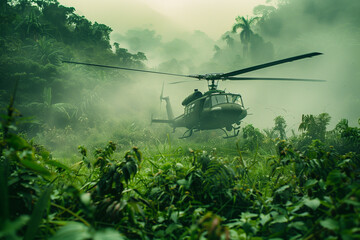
[0,0,147,133]
[274,116,287,140]
[2,94,360,239]
[298,113,331,148]
[242,124,264,151]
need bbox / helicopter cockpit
[203,94,244,108]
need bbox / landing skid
[221,125,240,139]
[179,128,193,139]
[179,125,241,139]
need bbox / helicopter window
[218,95,228,104]
[231,95,243,106]
[232,95,239,103]
[211,94,228,106]
[185,103,195,115]
[204,98,211,108]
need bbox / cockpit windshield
[231,95,243,105]
[211,94,227,106]
[204,94,244,108]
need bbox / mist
[3,0,359,153]
[103,0,360,134]
[253,0,360,128]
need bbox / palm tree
[33,37,63,65]
[274,116,287,139]
[15,9,43,39]
[299,113,331,141]
[25,87,77,127]
[232,16,259,57]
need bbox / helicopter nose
[210,104,243,113]
[211,106,222,111]
[210,104,247,122]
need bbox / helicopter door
[184,101,201,127]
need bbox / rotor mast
[207,80,219,90]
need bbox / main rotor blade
[62,60,193,78]
[169,80,195,84]
[221,52,323,78]
[227,77,325,82]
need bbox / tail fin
[160,82,174,120]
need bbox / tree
[232,16,259,57]
[24,87,77,128]
[33,36,63,65]
[242,124,264,150]
[113,42,147,68]
[15,8,43,40]
[274,116,287,139]
[222,32,234,48]
[333,118,360,153]
[298,113,331,141]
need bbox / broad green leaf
[289,234,303,240]
[304,179,318,188]
[165,223,182,235]
[337,159,352,167]
[292,212,311,218]
[177,179,188,185]
[229,229,240,239]
[6,133,31,150]
[50,222,91,240]
[326,170,345,186]
[344,199,360,207]
[175,163,184,170]
[170,212,178,223]
[289,221,307,231]
[93,228,126,240]
[24,186,52,240]
[304,198,321,210]
[20,159,51,177]
[351,227,360,234]
[241,212,258,220]
[152,224,164,231]
[271,214,287,224]
[0,216,30,239]
[154,230,165,238]
[320,218,339,231]
[259,213,271,226]
[157,216,165,223]
[275,185,290,193]
[45,160,70,171]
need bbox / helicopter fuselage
[153,89,247,138]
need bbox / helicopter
[63,52,324,138]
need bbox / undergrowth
[1,100,360,240]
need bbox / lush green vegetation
[0,0,147,137]
[2,92,360,239]
[1,0,360,239]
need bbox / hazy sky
[58,0,269,39]
[57,0,360,131]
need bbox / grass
[1,112,360,239]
